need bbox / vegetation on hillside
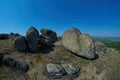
[93,37,120,50]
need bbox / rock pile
[62,28,96,59]
[13,27,57,52]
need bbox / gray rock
[62,64,80,78]
[95,41,107,54]
[95,41,106,51]
[15,60,29,73]
[79,34,96,59]
[46,63,66,78]
[62,28,96,59]
[38,37,53,48]
[2,56,29,73]
[26,26,39,37]
[13,36,27,51]
[2,56,16,67]
[62,28,81,53]
[40,28,57,42]
[25,27,39,52]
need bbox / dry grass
[0,40,120,80]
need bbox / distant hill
[93,37,120,50]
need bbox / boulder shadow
[68,50,99,60]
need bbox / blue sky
[0,0,120,37]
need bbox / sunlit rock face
[62,28,96,59]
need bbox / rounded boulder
[25,27,39,52]
[13,36,27,51]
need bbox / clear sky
[0,0,120,37]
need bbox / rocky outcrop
[40,28,57,42]
[0,34,9,40]
[62,28,96,59]
[25,27,39,52]
[2,56,29,73]
[13,36,27,51]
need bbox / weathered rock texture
[62,28,96,59]
[40,28,57,42]
[25,27,39,52]
[13,36,27,51]
[45,63,66,78]
[2,56,29,73]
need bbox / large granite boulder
[25,27,39,52]
[62,28,96,59]
[13,36,27,51]
[40,28,57,42]
[62,28,81,53]
[2,56,29,73]
[79,34,95,59]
